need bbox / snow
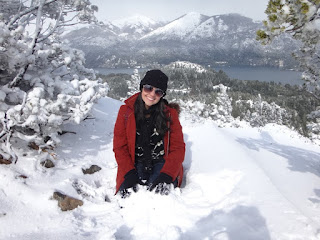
[166,61,208,73]
[189,17,217,39]
[111,15,157,29]
[0,89,6,101]
[187,15,232,40]
[1,97,320,240]
[142,12,208,39]
[140,12,235,41]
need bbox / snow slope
[141,12,209,40]
[1,97,320,240]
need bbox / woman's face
[141,85,163,109]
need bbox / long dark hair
[134,93,170,136]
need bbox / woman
[113,69,185,197]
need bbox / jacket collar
[124,92,140,109]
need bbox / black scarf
[135,105,164,171]
[136,106,156,157]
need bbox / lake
[94,66,304,86]
[216,66,303,85]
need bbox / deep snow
[1,97,320,240]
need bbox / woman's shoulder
[118,104,129,112]
[119,104,134,115]
[164,100,181,116]
[124,92,139,108]
[167,102,181,116]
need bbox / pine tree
[209,84,233,123]
[257,0,320,92]
[0,1,107,162]
[307,106,320,142]
[126,69,141,98]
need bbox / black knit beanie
[139,70,168,93]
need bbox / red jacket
[113,93,185,194]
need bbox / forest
[102,62,320,140]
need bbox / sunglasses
[142,84,165,97]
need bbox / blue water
[94,66,303,86]
[216,66,303,85]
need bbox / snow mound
[1,97,320,240]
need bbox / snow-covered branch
[9,0,44,88]
[7,0,56,29]
[0,0,107,163]
[258,0,320,92]
[38,5,63,42]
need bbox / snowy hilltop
[1,96,320,240]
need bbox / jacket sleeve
[161,108,185,180]
[113,105,135,191]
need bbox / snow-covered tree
[0,0,108,163]
[307,106,320,142]
[179,99,206,122]
[209,84,233,123]
[235,94,289,127]
[257,0,320,92]
[126,69,141,97]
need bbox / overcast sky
[91,0,270,22]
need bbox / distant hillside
[64,13,299,69]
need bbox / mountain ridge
[64,12,299,69]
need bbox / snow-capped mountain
[188,14,254,40]
[141,12,210,40]
[64,25,119,48]
[64,12,299,68]
[111,15,162,38]
[65,15,163,44]
[140,13,253,42]
[140,13,261,45]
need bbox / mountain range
[64,12,300,69]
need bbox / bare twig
[83,116,95,121]
[38,4,63,42]
[58,131,77,135]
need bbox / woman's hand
[120,169,139,198]
[148,173,173,195]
